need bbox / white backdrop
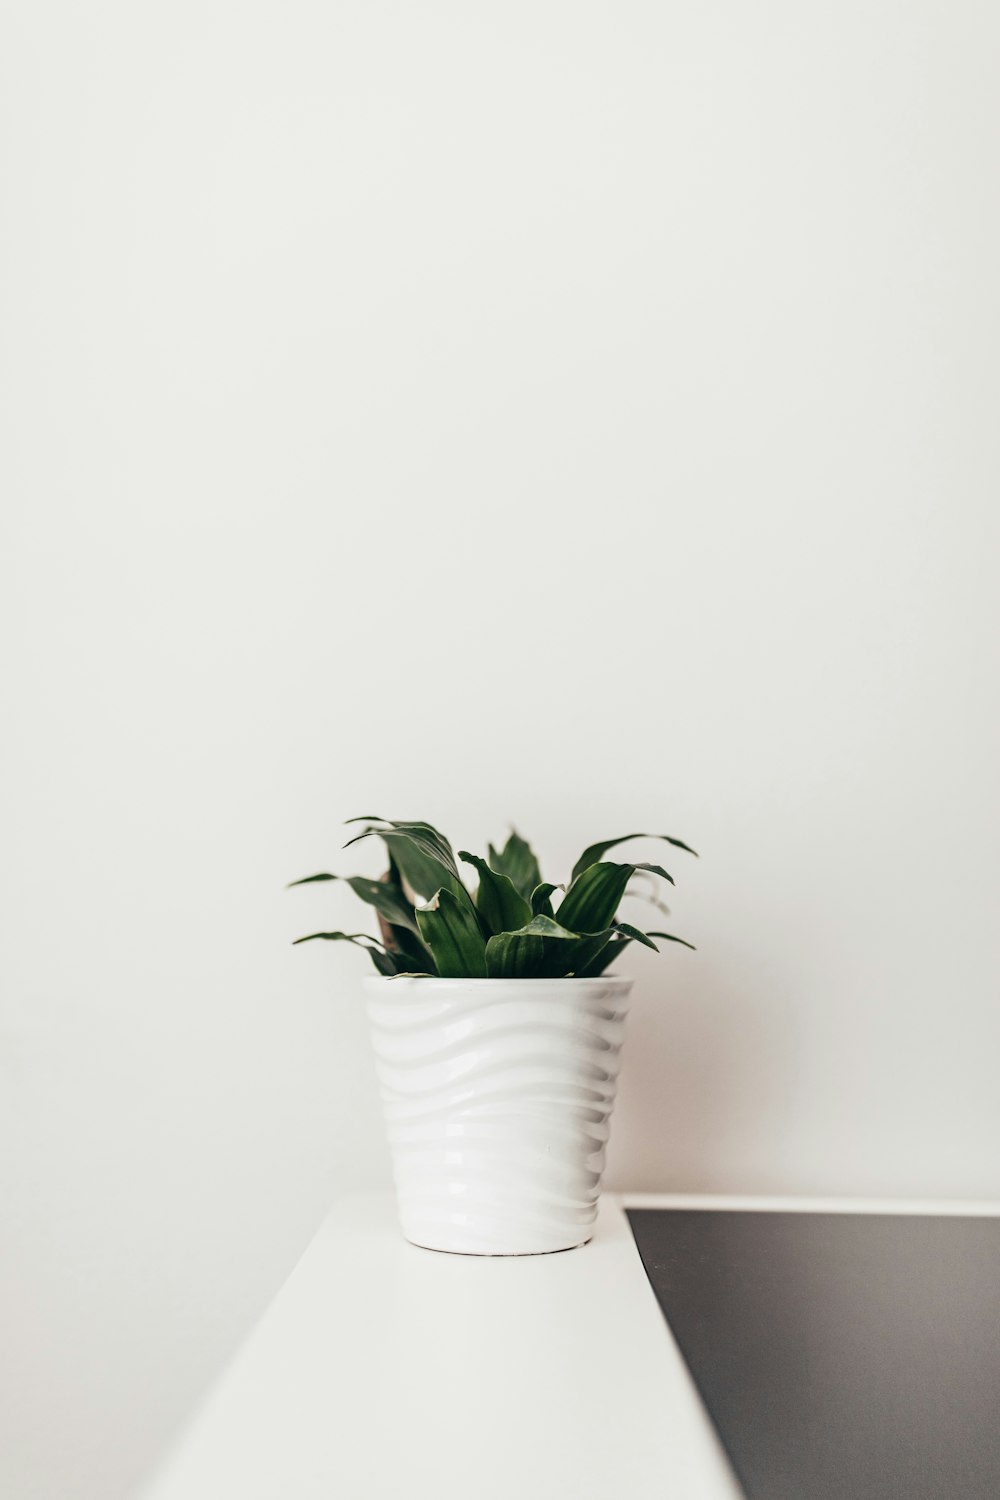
[3,2,999,1497]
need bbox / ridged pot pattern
[364,977,633,1256]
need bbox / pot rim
[363,975,633,990]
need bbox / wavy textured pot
[364,976,633,1256]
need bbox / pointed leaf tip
[613,922,660,952]
[570,833,697,883]
[459,851,531,936]
[290,930,396,975]
[485,830,542,900]
[646,930,698,951]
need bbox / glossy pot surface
[364,976,632,1255]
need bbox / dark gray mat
[627,1208,1000,1500]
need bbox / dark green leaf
[576,924,696,976]
[459,852,531,936]
[556,861,674,939]
[344,817,472,910]
[416,888,488,978]
[485,915,612,978]
[288,854,438,971]
[367,948,400,976]
[570,832,698,883]
[389,836,470,905]
[530,882,563,916]
[484,914,578,978]
[627,862,674,885]
[290,871,423,938]
[286,872,337,886]
[546,930,615,976]
[383,923,438,975]
[291,931,395,975]
[645,929,698,951]
[364,863,437,972]
[613,921,659,951]
[486,830,543,900]
[485,931,543,977]
[343,875,421,936]
[292,929,382,946]
[344,817,460,879]
[555,862,635,933]
[507,914,581,941]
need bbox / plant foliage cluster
[289,818,697,979]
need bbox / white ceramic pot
[363,976,633,1256]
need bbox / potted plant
[290,817,696,1256]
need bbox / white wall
[3,2,999,1497]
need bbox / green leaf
[390,837,470,906]
[485,915,612,978]
[416,888,488,978]
[556,861,674,938]
[287,864,436,970]
[548,931,616,977]
[613,921,659,951]
[631,862,675,885]
[344,816,460,878]
[486,830,543,900]
[458,852,532,936]
[292,929,382,946]
[509,914,581,941]
[485,931,543,977]
[286,872,337,886]
[382,921,438,975]
[289,870,422,937]
[360,862,438,973]
[530,882,563,916]
[554,862,635,933]
[576,924,696,976]
[645,929,698,952]
[291,931,395,975]
[344,817,471,910]
[344,875,422,936]
[485,915,578,977]
[570,832,698,883]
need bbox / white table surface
[137,1192,1000,1500]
